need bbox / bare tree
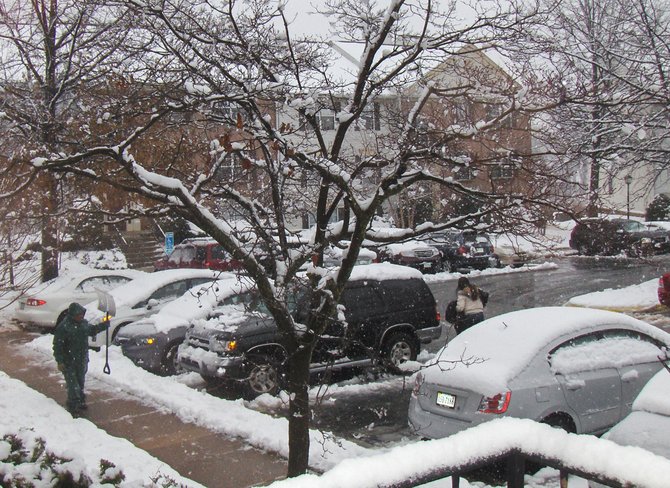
[0,0,140,281]
[5,0,581,476]
[529,0,670,216]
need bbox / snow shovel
[95,290,116,375]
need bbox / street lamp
[625,174,633,219]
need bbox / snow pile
[0,372,202,487]
[266,417,670,488]
[25,336,373,473]
[566,278,661,311]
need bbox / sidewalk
[0,326,287,488]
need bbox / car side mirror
[147,298,159,310]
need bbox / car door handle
[564,379,585,390]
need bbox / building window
[452,102,472,125]
[355,102,380,131]
[490,164,514,179]
[215,155,238,181]
[211,101,241,122]
[316,107,337,131]
[454,166,476,181]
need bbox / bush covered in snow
[0,428,125,487]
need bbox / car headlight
[641,237,652,244]
[209,337,238,354]
[399,250,416,258]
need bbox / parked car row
[154,231,505,277]
[372,230,503,274]
[569,218,670,256]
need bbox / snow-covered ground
[3,225,669,488]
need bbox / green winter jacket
[53,303,108,368]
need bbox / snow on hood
[119,276,255,336]
[422,307,670,396]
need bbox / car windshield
[210,245,226,260]
[621,221,645,232]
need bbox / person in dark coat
[53,302,109,416]
[454,277,485,334]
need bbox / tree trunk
[40,174,60,282]
[286,345,312,477]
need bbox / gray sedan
[408,307,670,438]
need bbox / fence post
[507,452,525,488]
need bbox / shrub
[646,194,670,221]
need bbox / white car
[85,268,226,348]
[14,269,145,329]
[114,276,254,375]
[602,368,670,458]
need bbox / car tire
[382,331,418,372]
[243,355,283,399]
[160,341,183,376]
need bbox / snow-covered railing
[267,417,670,488]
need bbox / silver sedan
[408,307,670,438]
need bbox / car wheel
[244,355,282,399]
[160,341,183,376]
[382,332,418,372]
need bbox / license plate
[475,247,484,253]
[436,391,456,408]
[422,262,432,268]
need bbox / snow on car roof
[26,268,145,295]
[83,268,227,310]
[383,240,436,254]
[423,307,670,396]
[348,263,424,281]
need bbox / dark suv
[569,218,669,256]
[154,239,243,272]
[177,264,442,398]
[425,230,500,272]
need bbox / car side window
[342,284,385,315]
[210,245,227,260]
[134,280,191,308]
[549,330,662,374]
[76,276,132,293]
[168,248,184,264]
[76,277,108,293]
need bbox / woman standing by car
[455,277,486,333]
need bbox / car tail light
[457,245,467,255]
[26,298,47,307]
[478,392,511,414]
[435,309,441,322]
[412,372,423,396]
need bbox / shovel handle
[103,319,111,375]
